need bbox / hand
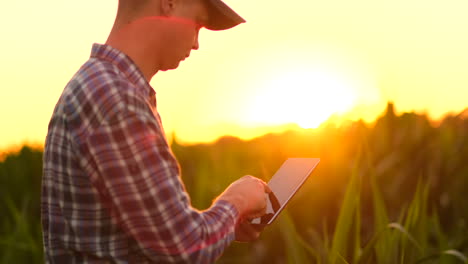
[235,220,266,242]
[217,175,271,220]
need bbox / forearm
[137,200,239,263]
[216,192,250,222]
[187,200,239,262]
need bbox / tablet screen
[251,158,320,225]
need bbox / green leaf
[330,149,362,264]
[415,249,468,264]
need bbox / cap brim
[204,0,246,31]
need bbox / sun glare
[245,67,358,129]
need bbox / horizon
[1,102,466,153]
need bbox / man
[41,0,270,262]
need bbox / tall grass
[246,156,468,264]
[0,146,43,263]
[1,103,467,263]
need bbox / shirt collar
[90,43,156,102]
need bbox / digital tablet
[251,158,320,226]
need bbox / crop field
[1,103,467,263]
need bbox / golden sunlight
[244,66,358,129]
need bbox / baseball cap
[203,0,246,30]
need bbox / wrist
[217,193,246,217]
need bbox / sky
[1,0,468,150]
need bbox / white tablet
[251,158,320,226]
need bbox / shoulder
[63,58,150,125]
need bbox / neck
[105,19,162,82]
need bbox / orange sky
[1,0,468,150]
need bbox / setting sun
[1,0,468,148]
[244,66,359,129]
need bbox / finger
[259,204,267,216]
[258,179,271,193]
[251,199,267,217]
[255,178,271,193]
[236,221,259,242]
[251,223,266,233]
[241,222,261,241]
[247,207,267,220]
[235,226,251,242]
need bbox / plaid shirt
[42,43,239,263]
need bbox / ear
[160,0,177,15]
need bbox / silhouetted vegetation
[1,103,467,263]
[0,146,43,263]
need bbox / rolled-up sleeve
[81,110,239,263]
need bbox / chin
[161,61,181,71]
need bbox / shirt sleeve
[80,110,239,263]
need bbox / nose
[192,31,199,50]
